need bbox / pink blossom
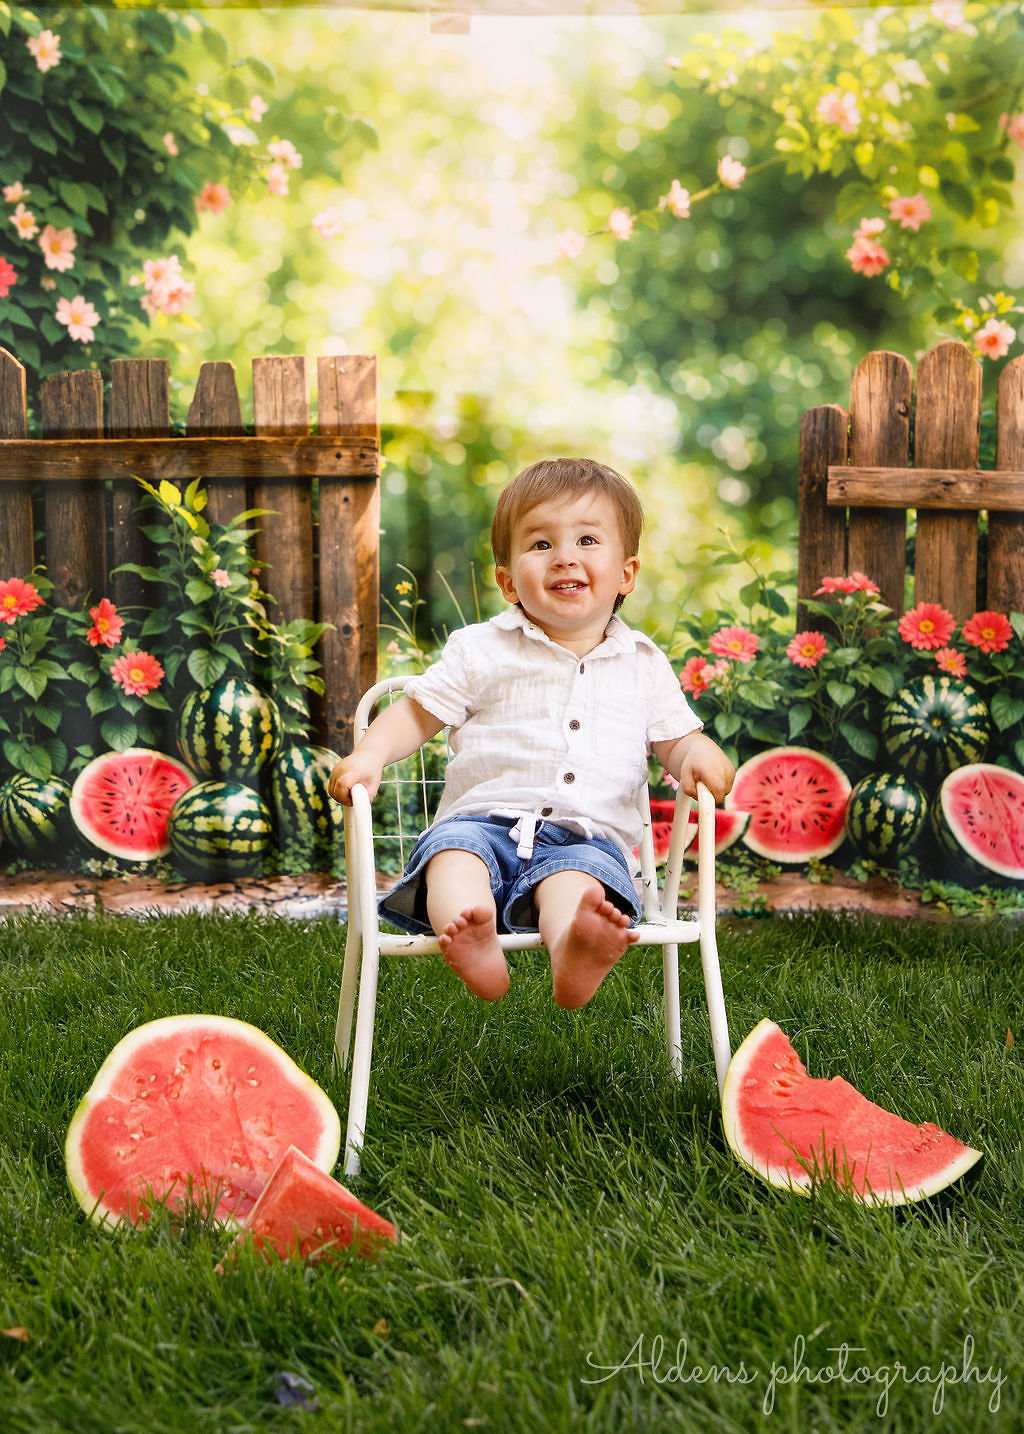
[0,258,16,299]
[195,182,231,215]
[898,602,955,651]
[934,647,967,677]
[55,295,101,343]
[268,139,303,170]
[556,228,586,259]
[266,163,290,197]
[974,319,1015,360]
[846,234,890,277]
[717,155,745,189]
[998,113,1024,150]
[608,207,634,240]
[680,655,712,696]
[211,568,231,588]
[2,181,29,203]
[786,631,828,669]
[143,255,183,292]
[10,203,38,240]
[313,206,345,239]
[38,224,76,272]
[249,95,269,123]
[855,217,886,239]
[27,29,61,73]
[658,180,691,219]
[162,132,179,157]
[888,193,932,232]
[816,89,861,134]
[708,625,759,663]
[110,650,164,697]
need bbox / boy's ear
[494,564,517,603]
[619,555,640,595]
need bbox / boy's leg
[533,870,639,1010]
[425,849,509,1001]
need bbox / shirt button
[563,772,575,784]
[579,663,585,674]
[569,719,580,731]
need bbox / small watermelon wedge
[722,1020,982,1206]
[230,1145,398,1263]
[71,748,196,862]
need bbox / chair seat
[377,917,702,957]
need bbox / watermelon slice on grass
[721,1020,982,1206]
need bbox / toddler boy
[329,458,735,1009]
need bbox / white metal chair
[334,676,732,1179]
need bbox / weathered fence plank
[109,358,169,612]
[39,370,105,610]
[828,467,1024,510]
[0,348,32,581]
[989,356,1024,613]
[0,434,377,481]
[316,354,380,753]
[251,355,314,628]
[186,362,246,532]
[796,404,848,633]
[913,341,981,619]
[846,350,911,617]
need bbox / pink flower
[786,630,829,669]
[709,625,759,663]
[156,281,194,316]
[266,163,289,197]
[816,89,861,134]
[27,29,61,72]
[313,206,345,239]
[934,647,966,677]
[680,655,712,696]
[855,217,886,239]
[556,228,586,259]
[10,203,38,240]
[195,182,231,215]
[211,568,231,588]
[962,610,1013,654]
[142,255,183,293]
[888,193,932,232]
[162,132,179,157]
[608,207,634,240]
[55,295,101,343]
[110,650,164,696]
[0,636,5,654]
[846,235,890,277]
[249,95,269,123]
[38,224,76,272]
[268,139,303,170]
[717,155,745,189]
[86,597,123,648]
[998,113,1024,150]
[3,181,29,203]
[898,601,955,651]
[0,257,16,298]
[658,180,691,218]
[973,318,1015,361]
[814,572,880,597]
[0,577,44,623]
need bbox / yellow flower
[395,580,413,595]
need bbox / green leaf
[187,648,228,687]
[100,134,126,175]
[226,508,277,527]
[1010,611,1024,643]
[100,717,138,751]
[826,680,856,708]
[788,703,812,739]
[0,57,7,94]
[86,687,117,717]
[68,662,98,685]
[68,99,103,136]
[108,563,174,585]
[714,710,742,740]
[991,691,1024,732]
[240,54,276,85]
[78,180,108,215]
[185,578,214,604]
[34,704,61,733]
[14,666,46,700]
[941,183,975,220]
[19,743,52,781]
[839,720,878,760]
[201,24,230,64]
[90,67,125,107]
[764,589,789,617]
[30,128,56,155]
[141,610,172,637]
[868,667,896,698]
[2,303,35,331]
[141,690,172,711]
[58,180,90,217]
[1015,738,1024,769]
[0,4,10,39]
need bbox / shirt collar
[490,605,656,657]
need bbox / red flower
[814,571,880,597]
[0,577,44,624]
[786,630,828,669]
[86,596,124,648]
[962,610,1013,655]
[897,602,955,651]
[0,257,17,298]
[680,655,711,696]
[0,636,6,654]
[934,647,967,677]
[708,625,759,663]
[110,649,164,696]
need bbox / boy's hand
[328,752,385,806]
[678,736,736,806]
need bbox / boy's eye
[579,535,598,545]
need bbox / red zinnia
[680,655,711,696]
[934,647,967,677]
[962,610,1013,655]
[897,602,955,651]
[708,625,759,663]
[87,596,124,649]
[110,650,164,696]
[786,631,828,669]
[814,571,879,597]
[0,577,45,624]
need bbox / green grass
[1,911,1022,1432]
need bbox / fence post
[39,369,106,610]
[796,404,848,632]
[251,355,314,629]
[186,362,246,532]
[109,358,170,614]
[989,356,1024,614]
[846,349,912,619]
[0,348,32,581]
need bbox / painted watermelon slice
[65,1015,341,1229]
[934,763,1024,881]
[638,800,749,866]
[229,1145,397,1264]
[683,807,750,864]
[725,747,851,862]
[722,1020,982,1205]
[70,749,196,862]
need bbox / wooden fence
[797,340,1024,628]
[0,348,380,754]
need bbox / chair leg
[697,784,731,1095]
[334,809,362,1071]
[343,931,380,1181]
[662,942,682,1080]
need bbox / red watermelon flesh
[938,763,1024,880]
[65,1016,341,1228]
[726,746,851,861]
[683,806,750,863]
[722,1020,982,1205]
[232,1145,398,1263]
[70,748,196,861]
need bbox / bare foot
[437,904,510,1001]
[549,888,639,1009]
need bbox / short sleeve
[403,626,476,729]
[645,646,704,750]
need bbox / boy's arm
[651,730,736,804]
[328,697,447,805]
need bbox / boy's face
[494,491,639,640]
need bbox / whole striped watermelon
[167,781,273,877]
[177,677,282,782]
[881,675,990,784]
[844,772,928,863]
[0,774,73,855]
[269,745,343,861]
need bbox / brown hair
[491,457,644,614]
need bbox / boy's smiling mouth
[549,580,587,593]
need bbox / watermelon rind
[881,676,990,784]
[725,747,851,862]
[177,677,283,782]
[167,780,274,877]
[844,772,928,863]
[682,807,750,864]
[65,1014,342,1231]
[934,763,1024,881]
[0,774,73,854]
[269,744,343,856]
[70,748,197,862]
[721,1018,983,1206]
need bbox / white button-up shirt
[402,607,703,875]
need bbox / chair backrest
[354,675,667,918]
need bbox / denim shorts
[377,814,643,936]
